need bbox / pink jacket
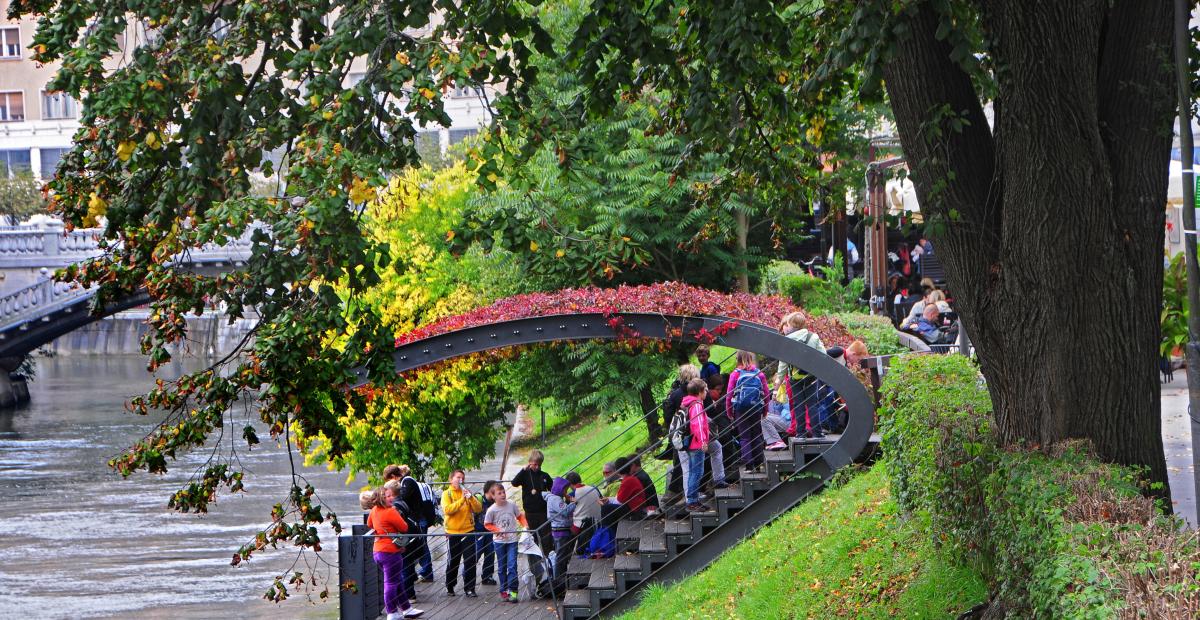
[681,395,710,450]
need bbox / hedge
[878,354,1199,618]
[834,312,910,355]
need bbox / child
[545,477,575,593]
[695,345,721,381]
[680,378,712,511]
[483,480,527,603]
[726,351,770,469]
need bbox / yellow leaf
[555,249,564,258]
[144,131,162,150]
[322,110,334,120]
[87,192,107,214]
[394,51,409,65]
[349,177,377,203]
[419,88,435,100]
[116,141,135,162]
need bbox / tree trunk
[640,384,662,442]
[882,1,1174,494]
[734,207,750,293]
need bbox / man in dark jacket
[511,449,553,596]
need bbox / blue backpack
[587,526,615,558]
[731,369,765,412]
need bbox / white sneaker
[403,609,424,618]
[386,614,400,620]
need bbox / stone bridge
[0,226,253,361]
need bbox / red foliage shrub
[394,282,855,348]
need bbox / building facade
[0,1,493,181]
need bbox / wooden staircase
[559,434,874,619]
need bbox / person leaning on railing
[363,488,424,619]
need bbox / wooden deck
[388,577,559,619]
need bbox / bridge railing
[0,226,102,258]
[0,278,92,329]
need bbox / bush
[879,355,1200,618]
[878,354,994,569]
[777,267,865,316]
[758,259,806,296]
[834,312,909,355]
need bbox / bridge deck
[396,578,558,620]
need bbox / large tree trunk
[882,1,1175,494]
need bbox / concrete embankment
[37,311,256,357]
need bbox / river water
[0,356,365,619]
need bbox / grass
[619,465,987,619]
[513,398,583,448]
[535,408,667,489]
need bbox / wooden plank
[613,554,642,572]
[588,557,615,590]
[664,519,692,536]
[638,520,666,553]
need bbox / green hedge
[878,354,993,567]
[879,354,1200,618]
[834,312,909,355]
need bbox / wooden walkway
[403,578,559,619]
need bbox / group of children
[360,451,625,619]
[668,313,868,512]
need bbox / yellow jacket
[441,485,482,534]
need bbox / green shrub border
[879,354,1199,618]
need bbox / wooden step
[566,556,596,590]
[614,553,643,572]
[664,518,693,536]
[588,557,615,590]
[639,519,666,554]
[561,587,591,619]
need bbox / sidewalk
[1160,370,1197,527]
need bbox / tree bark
[734,207,750,292]
[640,384,663,442]
[882,1,1175,494]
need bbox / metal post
[1173,0,1200,524]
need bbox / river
[0,355,365,619]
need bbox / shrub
[834,312,909,355]
[878,354,994,569]
[758,259,806,296]
[777,265,866,316]
[879,354,1200,618]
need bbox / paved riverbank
[1161,370,1197,527]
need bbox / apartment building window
[42,92,77,120]
[451,82,484,99]
[39,147,69,179]
[1,27,20,59]
[0,91,25,121]
[0,150,32,177]
[448,128,478,145]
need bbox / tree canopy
[9,0,1189,601]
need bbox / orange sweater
[367,505,409,554]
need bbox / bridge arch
[355,311,875,471]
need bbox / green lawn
[537,409,665,489]
[620,465,987,619]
